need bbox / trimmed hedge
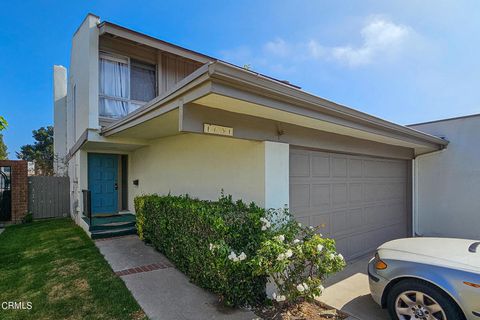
[135,194,268,307]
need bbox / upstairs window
[99,53,156,119]
[130,59,156,102]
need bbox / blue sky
[1,1,479,157]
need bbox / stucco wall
[410,116,480,239]
[129,133,266,208]
[68,14,100,146]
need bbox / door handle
[114,182,118,190]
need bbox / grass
[0,219,146,320]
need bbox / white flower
[296,284,305,292]
[329,253,336,260]
[238,252,247,261]
[337,253,344,261]
[293,239,300,244]
[317,244,324,252]
[298,222,302,227]
[228,251,238,261]
[277,253,285,261]
[209,243,215,251]
[309,226,314,230]
[276,295,286,302]
[303,282,309,290]
[260,218,271,231]
[272,292,277,300]
[285,249,293,258]
[318,285,325,292]
[275,234,285,242]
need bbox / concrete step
[91,226,137,240]
[89,220,136,231]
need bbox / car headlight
[374,252,388,270]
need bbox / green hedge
[135,194,268,307]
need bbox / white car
[368,238,480,320]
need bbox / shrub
[252,219,346,307]
[135,193,268,307]
[135,193,345,308]
[22,212,33,224]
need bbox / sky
[1,1,479,157]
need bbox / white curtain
[99,58,130,118]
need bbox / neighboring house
[53,14,448,260]
[409,114,480,240]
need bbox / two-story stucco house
[54,14,448,260]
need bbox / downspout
[412,145,447,237]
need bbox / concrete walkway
[320,254,389,320]
[95,235,256,320]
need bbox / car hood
[378,238,480,273]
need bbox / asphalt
[320,253,389,320]
[95,235,256,320]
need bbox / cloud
[330,17,412,66]
[263,38,290,57]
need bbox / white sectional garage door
[290,148,409,260]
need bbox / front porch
[82,152,137,239]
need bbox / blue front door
[88,153,119,214]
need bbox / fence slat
[29,176,70,219]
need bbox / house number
[203,124,233,137]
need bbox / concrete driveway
[319,254,390,320]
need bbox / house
[409,114,480,240]
[54,14,448,259]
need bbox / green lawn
[0,219,146,320]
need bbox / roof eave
[208,61,449,149]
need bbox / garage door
[290,148,409,260]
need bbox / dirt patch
[56,262,81,277]
[73,279,90,291]
[130,310,147,320]
[48,283,73,302]
[47,279,90,302]
[256,301,348,320]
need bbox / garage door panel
[311,184,330,207]
[332,183,348,206]
[290,152,310,177]
[348,183,363,203]
[332,157,348,177]
[311,155,330,177]
[347,208,364,230]
[290,148,409,260]
[348,159,363,177]
[290,184,310,208]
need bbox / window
[99,53,156,119]
[130,59,156,102]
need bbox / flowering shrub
[135,194,345,308]
[252,214,346,306]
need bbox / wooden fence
[28,176,70,219]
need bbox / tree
[0,134,7,160]
[0,116,7,131]
[17,126,54,176]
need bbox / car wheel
[386,279,464,320]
